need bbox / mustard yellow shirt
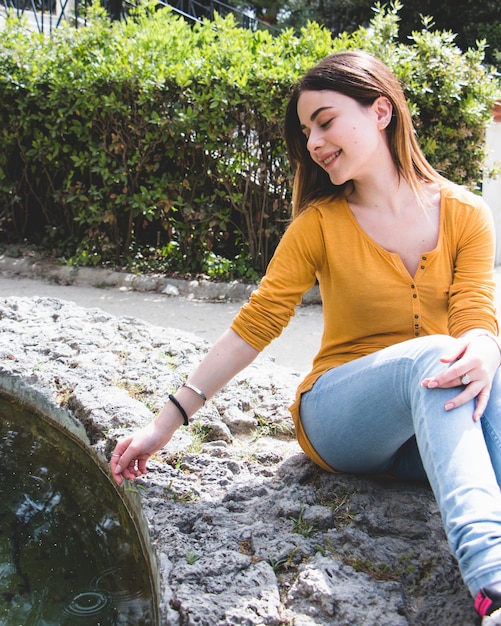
[231,183,498,471]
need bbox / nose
[306,128,324,154]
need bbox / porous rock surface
[0,296,477,625]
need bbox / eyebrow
[299,106,335,129]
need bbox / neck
[347,173,424,215]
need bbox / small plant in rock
[114,379,157,411]
[268,555,292,573]
[342,551,418,583]
[315,536,335,557]
[53,379,74,407]
[163,453,183,470]
[348,557,394,580]
[114,379,151,403]
[163,420,212,469]
[186,421,212,454]
[237,451,259,464]
[290,505,317,538]
[185,551,201,565]
[318,489,358,528]
[31,359,44,372]
[123,483,147,495]
[163,480,198,503]
[253,415,294,439]
[268,548,300,574]
[159,354,178,371]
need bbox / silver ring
[111,454,120,457]
[461,374,471,385]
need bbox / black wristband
[168,394,189,426]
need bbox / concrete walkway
[1,251,501,375]
[0,271,322,374]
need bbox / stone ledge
[0,248,321,304]
[0,295,477,625]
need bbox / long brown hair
[285,50,444,218]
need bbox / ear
[373,96,393,130]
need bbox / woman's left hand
[421,334,500,422]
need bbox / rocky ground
[0,295,479,625]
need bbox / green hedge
[0,3,499,278]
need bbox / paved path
[2,266,501,375]
[0,274,322,374]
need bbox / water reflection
[0,394,157,625]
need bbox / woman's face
[297,89,392,187]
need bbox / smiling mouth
[322,150,341,167]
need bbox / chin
[328,172,348,186]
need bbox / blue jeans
[300,334,501,597]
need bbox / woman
[110,50,501,624]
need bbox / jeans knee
[407,334,457,378]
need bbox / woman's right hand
[110,408,184,485]
[109,330,260,485]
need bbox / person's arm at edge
[110,328,259,485]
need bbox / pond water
[0,393,159,626]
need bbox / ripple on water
[65,590,112,617]
[0,394,158,626]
